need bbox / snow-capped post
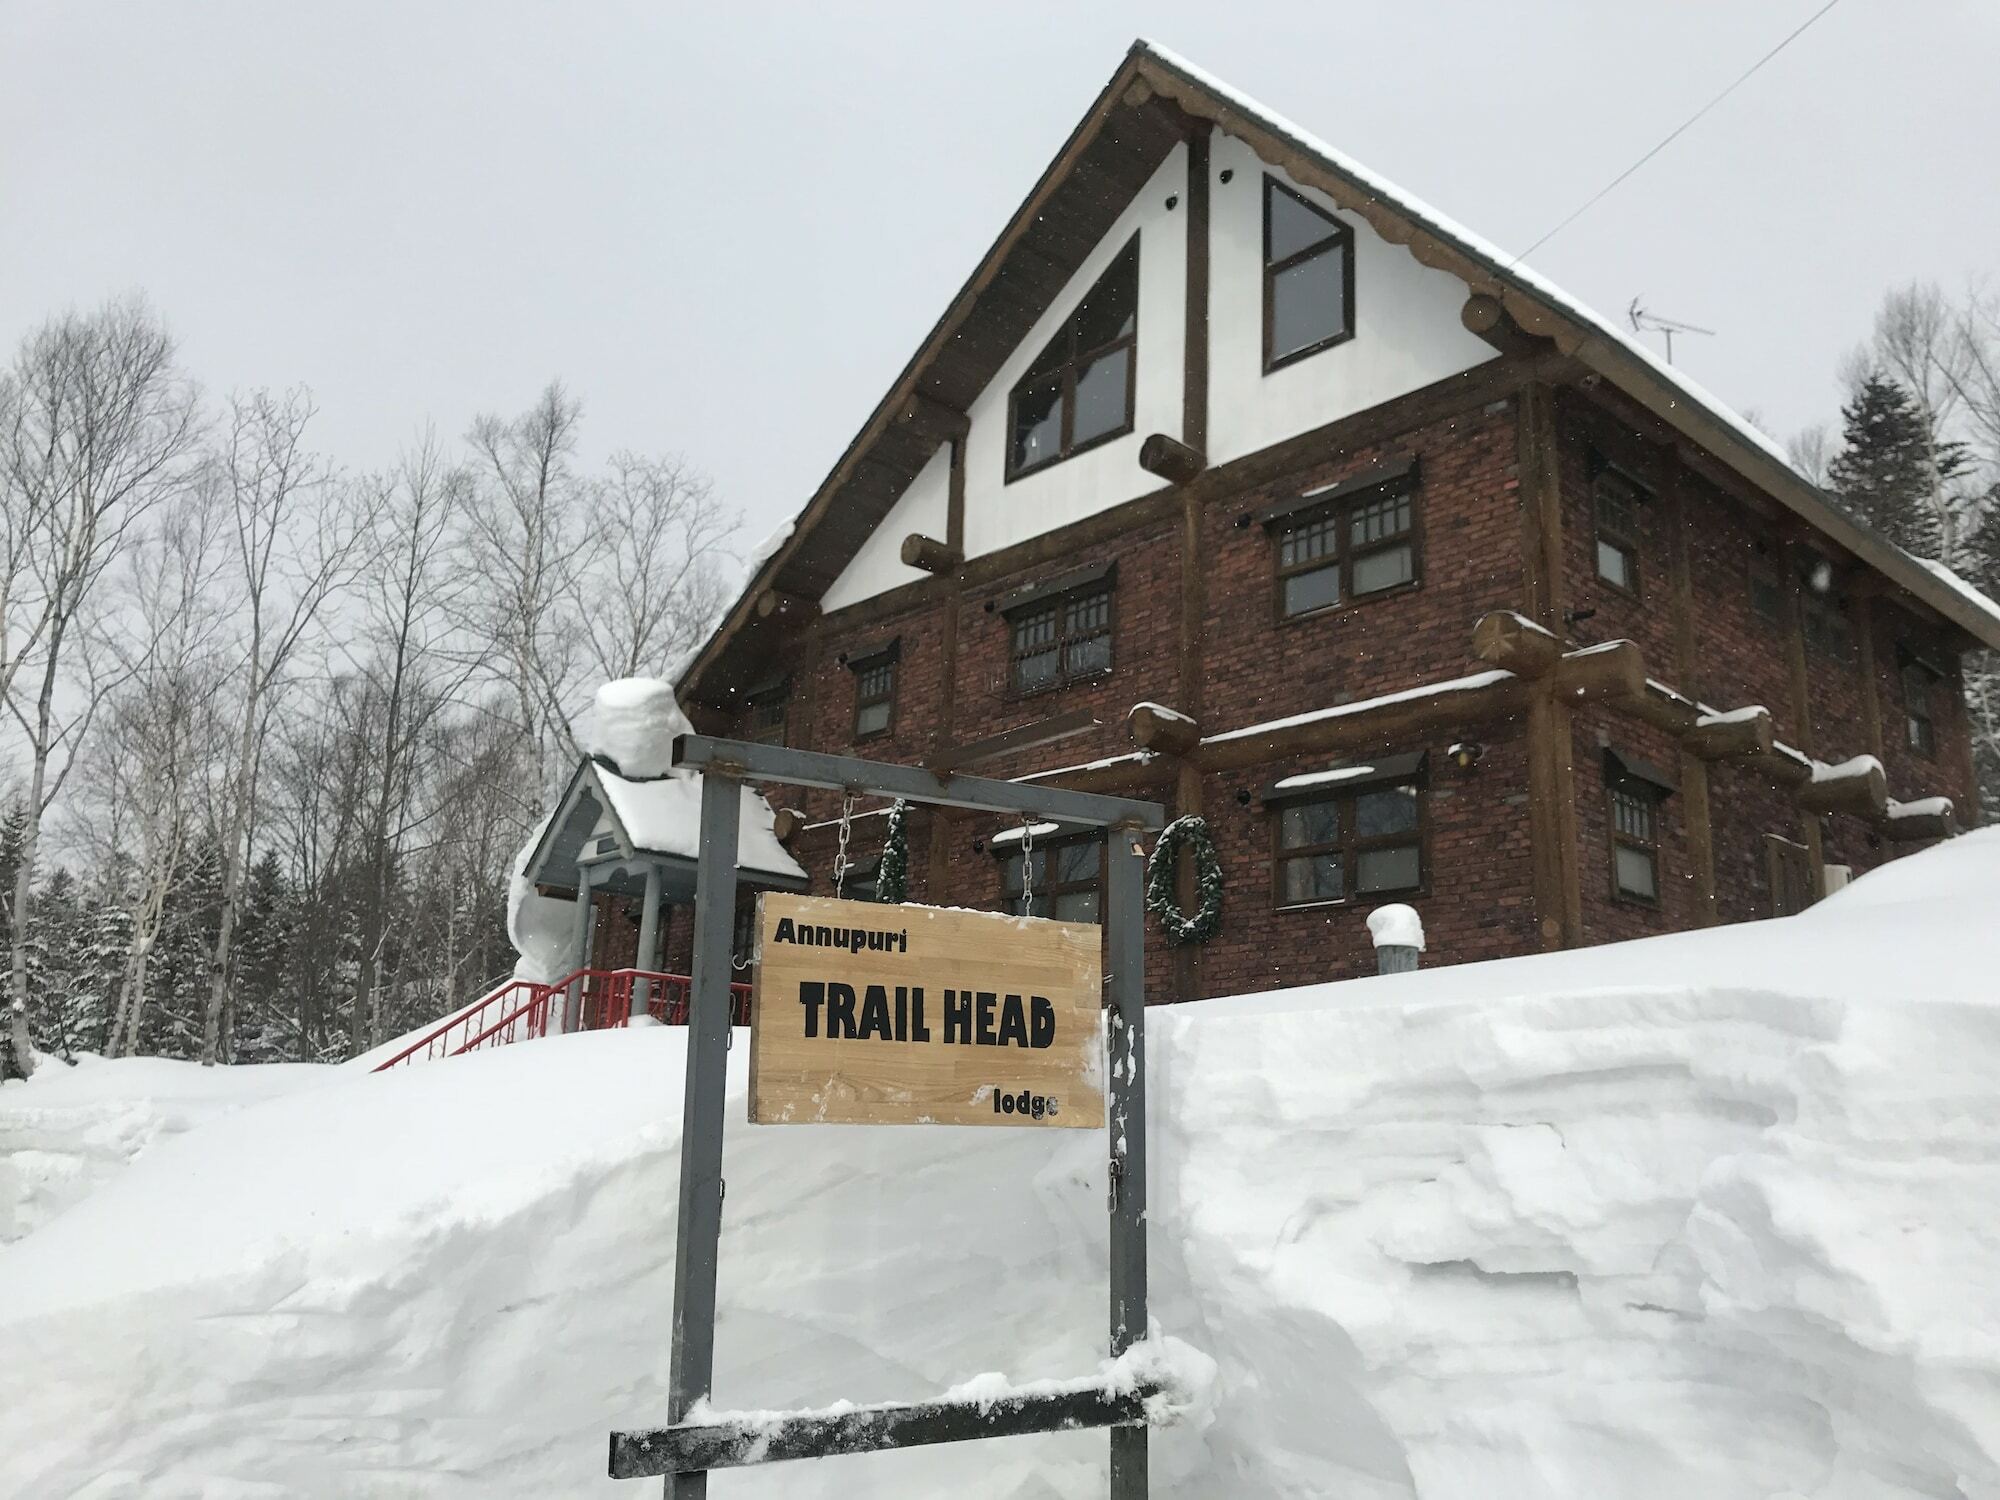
[1367,904,1424,975]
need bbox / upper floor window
[1264,177,1354,370]
[1748,546,1784,624]
[997,829,1101,923]
[745,679,789,746]
[1260,460,1420,620]
[1592,462,1648,594]
[1901,646,1942,756]
[849,644,898,741]
[1797,554,1855,663]
[1605,749,1674,904]
[1266,753,1425,908]
[1001,562,1115,696]
[1007,238,1139,481]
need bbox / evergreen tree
[1827,374,1969,560]
[232,850,294,1062]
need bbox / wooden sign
[747,893,1103,1128]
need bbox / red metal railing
[371,967,752,1072]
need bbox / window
[1009,582,1113,695]
[745,681,789,746]
[1608,782,1661,901]
[850,647,897,740]
[1798,555,1855,663]
[999,834,1101,924]
[1748,549,1784,624]
[1263,177,1353,370]
[1269,762,1424,908]
[1593,464,1647,593]
[1901,650,1941,756]
[1007,238,1139,480]
[1266,465,1419,620]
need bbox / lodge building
[657,42,1995,1003]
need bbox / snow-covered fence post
[1367,904,1424,975]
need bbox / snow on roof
[1811,754,1885,785]
[593,765,805,881]
[1917,557,2000,633]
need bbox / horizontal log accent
[1623,682,1699,736]
[1551,640,1646,703]
[1195,672,1531,774]
[1740,746,1816,789]
[1683,709,1775,761]
[899,532,963,574]
[929,708,1099,773]
[771,808,806,847]
[1127,702,1201,757]
[610,1380,1160,1478]
[755,589,819,623]
[1138,433,1206,485]
[1879,801,1955,842]
[1471,610,1562,678]
[1797,759,1889,820]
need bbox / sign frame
[613,735,1164,1499]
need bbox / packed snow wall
[3,832,1999,1497]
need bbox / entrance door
[590,891,641,970]
[1764,834,1815,918]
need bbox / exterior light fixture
[1449,741,1484,770]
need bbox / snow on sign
[747,892,1105,1128]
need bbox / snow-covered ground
[4,832,1999,1497]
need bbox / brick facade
[657,367,1974,1001]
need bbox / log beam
[1879,801,1955,842]
[1683,708,1776,761]
[1551,640,1646,703]
[1138,433,1207,485]
[1472,610,1563,678]
[755,589,819,623]
[771,808,807,847]
[1128,702,1201,758]
[1797,757,1889,819]
[899,533,963,575]
[1194,672,1531,774]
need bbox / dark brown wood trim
[1854,592,1885,762]
[1680,752,1717,925]
[1254,455,1418,529]
[1526,685,1584,949]
[1516,383,1563,633]
[1002,236,1141,485]
[1781,539,1816,757]
[929,709,1099,773]
[1183,123,1211,455]
[1666,469,1698,694]
[1140,434,1205,484]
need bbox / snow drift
[5,832,2000,1497]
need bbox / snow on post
[587,678,691,779]
[1367,903,1424,975]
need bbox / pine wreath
[875,798,909,904]
[1145,814,1223,946]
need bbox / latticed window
[851,651,897,740]
[1748,550,1784,624]
[1609,781,1661,902]
[1264,176,1353,370]
[746,684,788,746]
[1007,239,1139,480]
[999,834,1101,923]
[1272,474,1418,619]
[1271,772,1423,908]
[1593,465,1646,592]
[1902,656,1938,755]
[1010,583,1113,694]
[1800,564,1856,664]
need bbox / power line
[1512,0,1844,265]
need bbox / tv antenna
[1627,297,1714,366]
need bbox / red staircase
[371,968,753,1072]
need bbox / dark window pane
[1072,348,1131,447]
[1271,248,1347,361]
[1065,632,1111,677]
[1073,246,1138,350]
[1611,786,1655,843]
[1054,842,1097,883]
[1064,589,1110,634]
[1283,564,1342,617]
[1014,650,1059,692]
[856,701,890,737]
[1357,844,1421,894]
[1356,785,1419,837]
[1268,183,1341,262]
[1615,845,1657,899]
[1054,890,1100,924]
[1000,854,1023,896]
[1280,800,1339,850]
[1281,854,1344,905]
[1279,513,1338,568]
[1352,544,1414,596]
[1012,374,1063,472]
[1349,493,1410,546]
[1596,539,1632,589]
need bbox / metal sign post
[612,735,1168,1499]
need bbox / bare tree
[0,299,201,1077]
[581,451,735,681]
[1788,423,1835,487]
[200,388,374,1065]
[1870,283,1975,563]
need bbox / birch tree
[581,451,735,681]
[0,299,200,1078]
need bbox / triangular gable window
[1007,237,1139,480]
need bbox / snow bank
[0,1054,327,1243]
[6,834,2000,1496]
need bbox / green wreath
[1145,815,1223,946]
[875,798,909,904]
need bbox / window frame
[1748,547,1784,625]
[1797,555,1857,665]
[1266,469,1422,624]
[848,645,899,743]
[1900,647,1941,757]
[744,679,790,747]
[1004,578,1116,699]
[1591,459,1648,597]
[1267,763,1428,911]
[1004,237,1141,483]
[1263,176,1356,373]
[997,830,1104,924]
[1606,774,1664,906]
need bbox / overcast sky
[5,1,1997,558]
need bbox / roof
[524,757,807,899]
[682,41,2000,703]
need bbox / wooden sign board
[747,893,1104,1128]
